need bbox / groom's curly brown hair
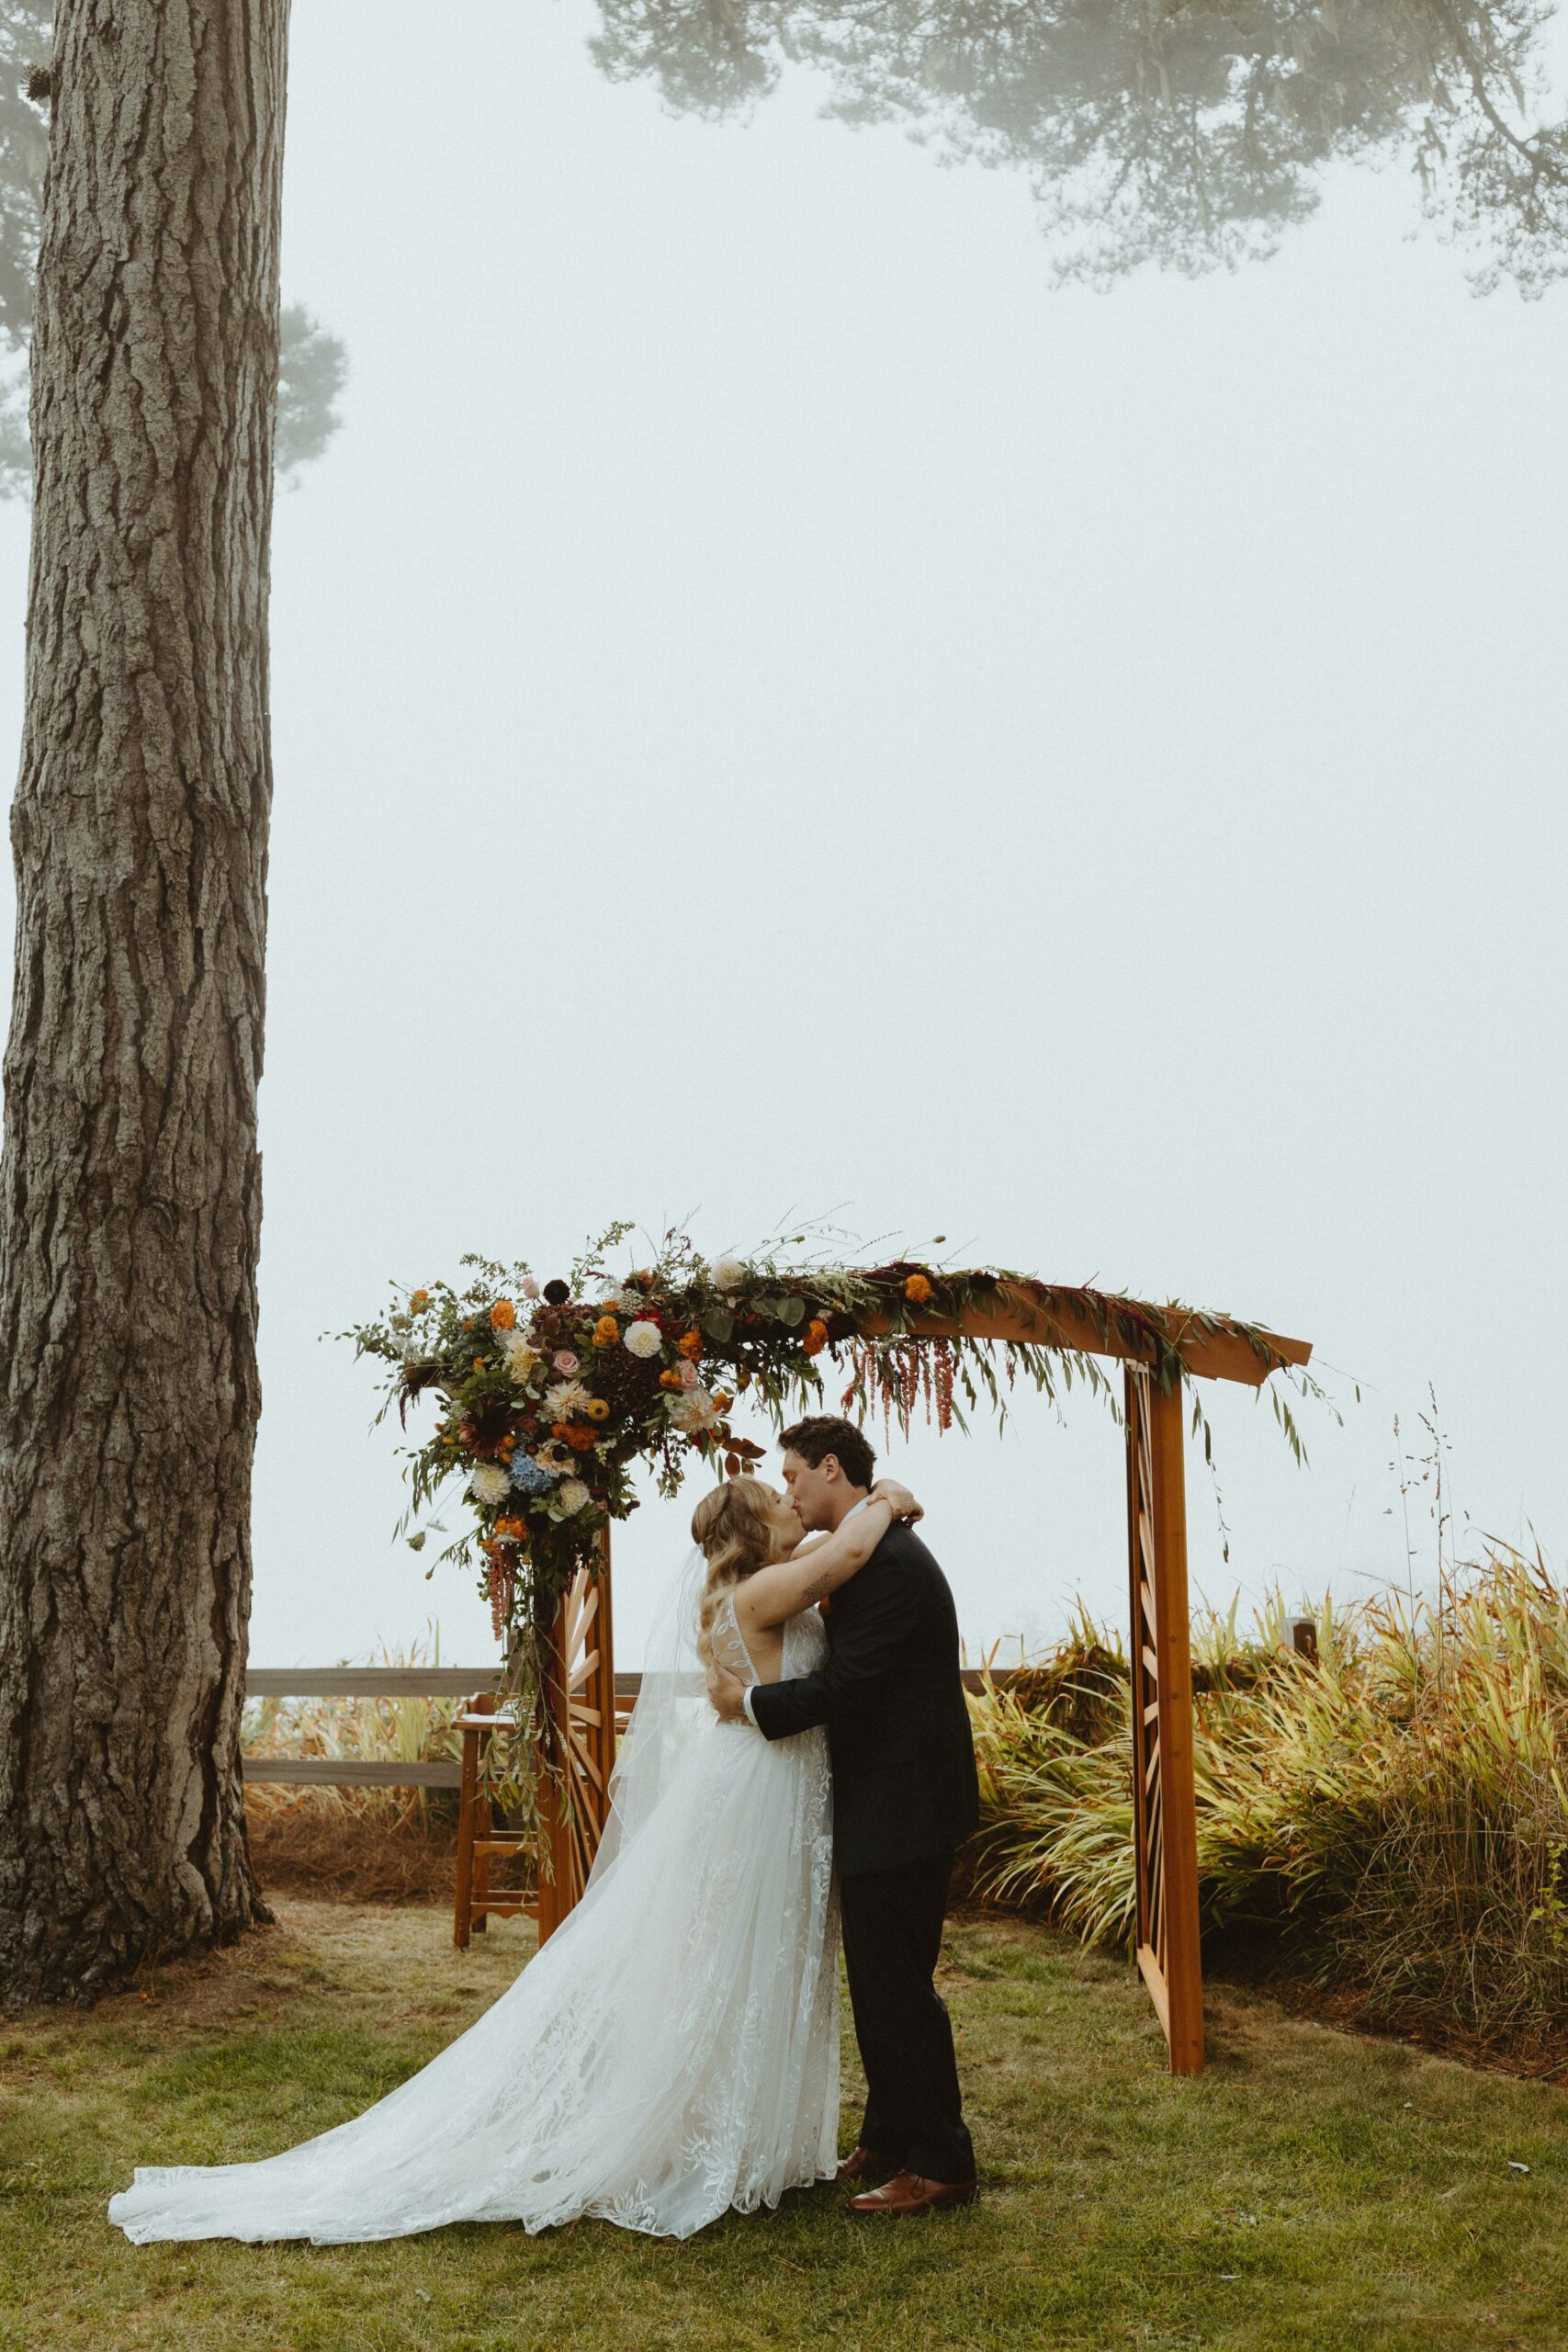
[778,1415,876,1490]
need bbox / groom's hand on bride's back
[707,1664,749,1723]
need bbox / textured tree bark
[0,0,288,2007]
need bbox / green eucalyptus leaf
[780,1296,807,1327]
[703,1306,735,1343]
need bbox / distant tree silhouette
[0,6,345,499]
[590,0,1568,290]
[276,303,350,482]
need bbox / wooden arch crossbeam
[513,1283,1313,2078]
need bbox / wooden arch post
[519,1282,1310,2073]
[1123,1367,1203,2072]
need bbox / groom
[707,1414,979,2215]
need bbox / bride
[108,1473,919,2245]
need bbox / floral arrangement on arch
[346,1227,1305,1804]
[347,1225,1116,1661]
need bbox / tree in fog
[0,5,343,497]
[276,302,349,481]
[0,0,288,2007]
[590,0,1568,290]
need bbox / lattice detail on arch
[536,1530,618,1942]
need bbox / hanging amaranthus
[935,1337,954,1432]
[488,1554,515,1645]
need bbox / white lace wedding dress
[108,1591,839,2244]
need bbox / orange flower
[659,1369,683,1392]
[803,1319,829,1356]
[566,1423,596,1453]
[592,1315,620,1347]
[410,1288,430,1312]
[586,1397,610,1421]
[712,1390,734,1412]
[904,1273,933,1305]
[677,1329,703,1360]
[472,1355,486,1373]
[491,1299,517,1331]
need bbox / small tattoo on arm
[802,1568,836,1603]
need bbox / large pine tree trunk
[0,0,288,2007]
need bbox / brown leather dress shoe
[847,2169,979,2217]
[835,2146,892,2184]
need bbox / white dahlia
[624,1319,663,1360]
[543,1377,594,1422]
[558,1478,591,1515]
[668,1386,721,1435]
[501,1331,542,1385]
[469,1463,511,1508]
[711,1254,747,1292]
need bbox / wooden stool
[451,1551,637,1951]
[452,1692,531,1949]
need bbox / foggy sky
[1,1,1562,1671]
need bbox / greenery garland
[348,1225,1314,1772]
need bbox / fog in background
[4,1,1563,1669]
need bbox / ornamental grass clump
[969,1550,1568,2054]
[966,1611,1138,1945]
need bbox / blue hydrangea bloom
[510,1455,555,1494]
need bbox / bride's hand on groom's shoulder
[871,1478,922,1525]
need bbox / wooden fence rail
[244,1668,506,1700]
[241,1666,503,1788]
[241,1665,1037,1788]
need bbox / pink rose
[553,1351,580,1374]
[521,1277,540,1299]
[678,1359,700,1390]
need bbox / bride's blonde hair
[691,1477,779,1671]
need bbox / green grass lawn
[3,1901,1567,2352]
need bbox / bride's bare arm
[736,1483,918,1632]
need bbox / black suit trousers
[839,1849,975,2186]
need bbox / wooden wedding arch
[480,1285,1311,2076]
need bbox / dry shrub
[244,1782,465,1905]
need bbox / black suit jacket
[749,1519,979,1878]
